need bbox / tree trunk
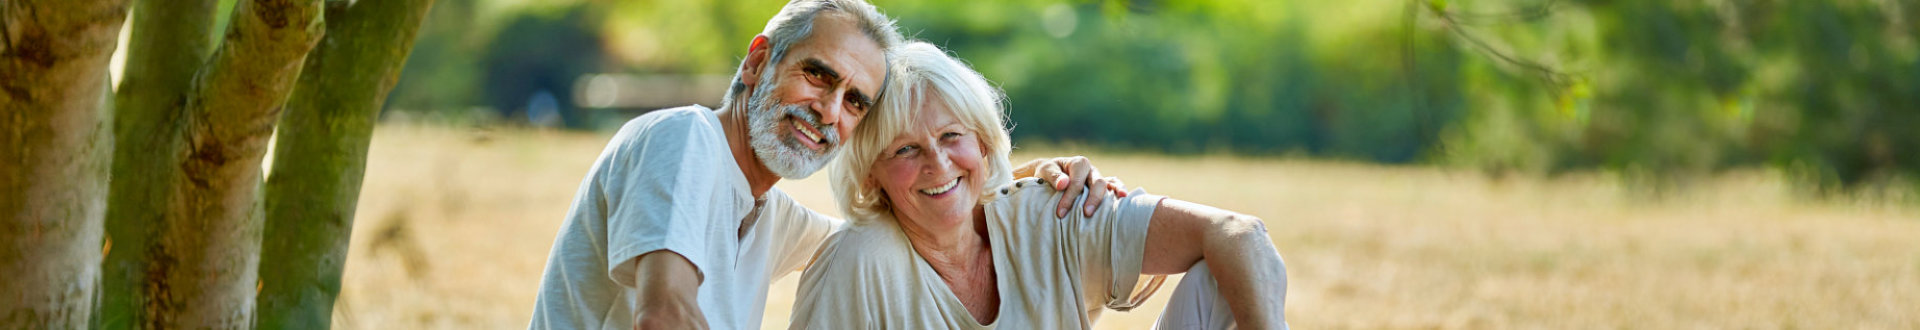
[152,0,323,326]
[0,0,130,327]
[256,0,435,327]
[98,0,220,327]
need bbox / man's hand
[1014,156,1129,218]
[632,251,708,330]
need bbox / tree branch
[0,0,129,327]
[156,0,323,326]
[97,0,222,327]
[257,0,437,326]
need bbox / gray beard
[745,80,840,179]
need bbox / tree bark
[0,0,130,327]
[152,0,323,326]
[97,0,221,327]
[256,0,435,327]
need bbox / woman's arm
[1139,198,1288,328]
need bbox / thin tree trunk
[0,0,130,327]
[256,0,435,327]
[98,0,220,327]
[153,0,323,326]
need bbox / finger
[1078,167,1106,216]
[1084,178,1112,217]
[1056,157,1098,218]
[1109,179,1130,198]
[1052,165,1075,218]
[1059,178,1086,218]
[1038,161,1071,190]
[1067,158,1095,191]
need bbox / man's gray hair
[721,0,904,108]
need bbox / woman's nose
[923,145,955,174]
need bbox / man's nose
[813,90,844,126]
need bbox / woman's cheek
[876,160,917,197]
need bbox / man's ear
[740,35,774,86]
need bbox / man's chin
[757,149,829,179]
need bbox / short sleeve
[600,110,744,287]
[758,189,846,277]
[1080,187,1164,310]
[993,178,1163,311]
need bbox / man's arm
[631,251,708,330]
[1014,156,1130,218]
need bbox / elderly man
[528,1,1121,329]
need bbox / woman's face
[871,99,987,229]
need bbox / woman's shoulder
[985,177,1062,210]
[810,217,919,274]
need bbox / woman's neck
[897,205,1000,323]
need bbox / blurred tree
[481,6,609,128]
[1436,0,1916,190]
[386,0,1914,192]
[384,0,482,117]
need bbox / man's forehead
[786,13,886,90]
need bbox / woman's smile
[919,176,963,196]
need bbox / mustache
[777,103,840,146]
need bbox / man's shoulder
[614,105,719,139]
[602,105,727,158]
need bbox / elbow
[1215,213,1269,242]
[1209,213,1282,264]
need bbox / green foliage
[385,0,1918,191]
[1441,0,1917,189]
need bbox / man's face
[746,12,887,179]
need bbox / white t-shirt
[789,177,1166,329]
[530,106,841,330]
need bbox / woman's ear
[740,35,773,86]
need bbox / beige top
[789,178,1166,329]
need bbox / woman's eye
[892,145,918,157]
[941,132,962,140]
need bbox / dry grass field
[331,124,1920,329]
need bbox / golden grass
[335,124,1920,329]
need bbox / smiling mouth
[919,176,962,196]
[791,118,827,148]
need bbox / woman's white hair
[830,42,1014,222]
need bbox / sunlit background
[233,0,1920,328]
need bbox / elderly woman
[788,42,1288,329]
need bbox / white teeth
[919,177,960,195]
[793,119,824,144]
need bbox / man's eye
[804,68,826,84]
[849,99,868,114]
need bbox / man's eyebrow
[801,58,843,83]
[801,58,873,109]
